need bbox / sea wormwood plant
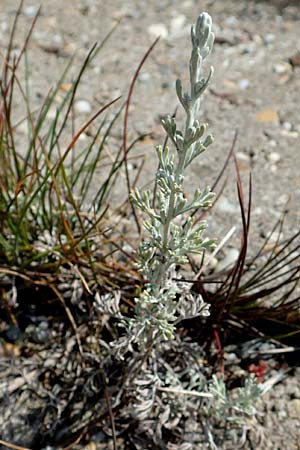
[107,13,263,443]
[126,12,216,349]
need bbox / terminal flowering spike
[126,12,216,349]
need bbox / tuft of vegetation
[0,2,141,305]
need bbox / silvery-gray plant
[128,12,215,349]
[96,12,263,441]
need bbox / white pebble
[267,152,281,164]
[239,79,250,90]
[266,230,283,243]
[127,163,136,171]
[47,108,58,120]
[252,207,263,215]
[268,139,277,148]
[74,100,92,114]
[264,33,275,44]
[282,121,292,131]
[1,22,8,32]
[148,23,168,39]
[273,63,291,75]
[139,72,151,83]
[24,5,39,17]
[280,129,299,138]
[93,66,101,75]
[276,193,290,205]
[236,152,250,161]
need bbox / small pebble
[47,108,58,120]
[1,22,8,32]
[264,33,275,44]
[273,63,291,75]
[127,162,136,171]
[267,152,281,164]
[252,206,263,215]
[254,33,263,45]
[148,23,168,39]
[256,108,279,124]
[282,121,292,131]
[269,164,277,173]
[24,5,38,17]
[239,79,250,90]
[138,72,151,83]
[236,152,250,161]
[276,193,290,206]
[265,229,283,243]
[267,139,277,148]
[37,35,65,54]
[93,66,101,75]
[278,409,288,419]
[74,100,92,114]
[280,129,299,138]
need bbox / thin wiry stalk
[123,37,160,234]
[79,105,124,203]
[53,43,98,147]
[0,2,137,298]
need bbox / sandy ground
[0,0,300,448]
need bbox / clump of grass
[0,2,141,307]
[192,162,300,354]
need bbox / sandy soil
[0,0,300,448]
